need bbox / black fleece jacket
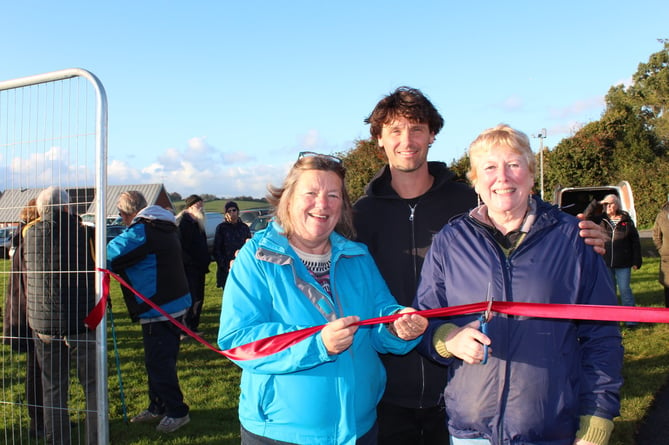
[353,161,477,409]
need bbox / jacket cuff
[432,323,458,358]
[575,415,614,445]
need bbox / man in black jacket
[354,87,608,444]
[354,87,475,444]
[177,194,210,335]
[24,186,97,445]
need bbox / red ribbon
[88,268,669,361]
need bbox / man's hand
[576,214,609,256]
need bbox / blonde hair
[466,124,536,187]
[267,154,355,240]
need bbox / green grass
[1,257,668,444]
[173,199,270,214]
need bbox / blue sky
[2,1,668,198]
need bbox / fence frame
[0,67,109,444]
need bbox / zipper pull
[409,204,416,222]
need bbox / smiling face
[471,144,535,221]
[378,116,435,174]
[287,169,343,254]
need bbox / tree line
[339,40,669,228]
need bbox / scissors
[478,284,493,365]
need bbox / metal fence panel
[0,68,108,444]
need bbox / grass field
[2,255,668,444]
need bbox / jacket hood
[133,205,176,225]
[364,161,457,199]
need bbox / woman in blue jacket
[218,152,427,445]
[414,125,623,445]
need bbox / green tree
[337,139,387,202]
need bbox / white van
[554,180,636,225]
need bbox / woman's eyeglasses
[298,151,342,164]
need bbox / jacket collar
[364,161,456,200]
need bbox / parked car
[204,211,225,256]
[106,225,126,243]
[250,214,272,235]
[0,227,16,258]
[240,207,272,226]
[554,180,636,225]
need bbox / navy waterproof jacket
[414,196,623,444]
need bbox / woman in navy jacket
[414,125,623,445]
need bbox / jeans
[450,437,490,445]
[240,422,378,444]
[609,267,638,326]
[34,331,98,445]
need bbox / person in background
[24,186,98,445]
[108,191,192,433]
[652,199,669,307]
[213,200,251,289]
[414,124,623,445]
[177,194,210,336]
[353,86,609,445]
[218,152,428,445]
[600,193,642,328]
[2,198,44,438]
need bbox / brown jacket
[652,203,669,286]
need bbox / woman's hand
[576,215,609,256]
[391,308,428,340]
[444,320,491,364]
[321,316,359,355]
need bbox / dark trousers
[26,347,44,433]
[241,422,378,444]
[184,268,206,331]
[377,401,449,445]
[664,287,669,308]
[34,332,98,445]
[142,319,189,418]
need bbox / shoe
[130,409,164,423]
[156,414,190,433]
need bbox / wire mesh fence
[0,69,108,445]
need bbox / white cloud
[107,140,292,198]
[548,96,605,120]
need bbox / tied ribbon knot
[86,268,669,361]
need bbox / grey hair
[35,186,70,217]
[602,194,620,206]
[117,191,148,216]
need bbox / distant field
[173,199,271,213]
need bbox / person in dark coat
[108,191,192,433]
[2,198,44,438]
[600,193,642,328]
[213,201,251,288]
[177,194,210,335]
[24,186,97,445]
[653,200,669,307]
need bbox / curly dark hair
[365,86,444,139]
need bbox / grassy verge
[1,257,667,444]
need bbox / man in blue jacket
[108,191,192,433]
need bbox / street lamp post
[534,129,547,200]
